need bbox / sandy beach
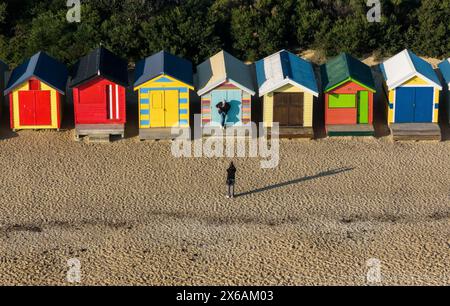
[0,121,448,285]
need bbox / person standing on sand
[226,162,237,199]
[216,99,231,129]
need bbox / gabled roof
[438,58,450,86]
[380,49,442,90]
[196,50,256,96]
[70,47,129,88]
[133,51,193,88]
[320,53,375,92]
[255,50,319,97]
[5,52,68,95]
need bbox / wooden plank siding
[137,74,191,129]
[10,80,61,130]
[325,81,374,126]
[263,84,314,128]
[386,75,441,124]
[201,82,251,127]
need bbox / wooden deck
[75,124,125,141]
[326,124,375,137]
[390,123,441,141]
[139,127,191,141]
[263,127,314,139]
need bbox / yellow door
[164,90,179,128]
[150,91,165,127]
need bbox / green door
[358,91,369,124]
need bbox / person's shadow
[235,167,354,198]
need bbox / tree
[413,0,450,58]
[139,0,221,65]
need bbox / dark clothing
[227,164,236,185]
[220,112,227,128]
[226,163,237,198]
[216,102,231,115]
[227,184,235,198]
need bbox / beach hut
[255,50,319,138]
[196,50,256,132]
[0,60,8,111]
[70,47,129,140]
[380,50,442,140]
[134,51,194,140]
[4,52,68,131]
[438,59,450,122]
[321,53,376,136]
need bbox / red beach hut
[70,47,129,140]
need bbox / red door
[18,91,52,126]
[19,91,36,126]
[35,91,52,125]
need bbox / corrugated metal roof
[380,49,442,90]
[196,50,256,96]
[438,59,450,86]
[70,47,129,88]
[320,53,375,92]
[255,50,319,97]
[4,52,68,95]
[133,51,193,88]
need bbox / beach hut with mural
[0,60,8,112]
[438,58,450,123]
[4,52,68,131]
[196,50,256,134]
[380,49,442,140]
[255,50,319,138]
[134,51,194,140]
[321,53,376,136]
[70,47,129,141]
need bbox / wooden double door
[19,90,52,126]
[273,93,304,126]
[150,90,179,127]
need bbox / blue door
[414,87,433,122]
[210,90,242,126]
[395,87,433,123]
[395,88,415,123]
[211,90,227,126]
[226,90,242,125]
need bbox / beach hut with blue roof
[438,59,450,122]
[255,50,319,137]
[133,50,194,140]
[380,50,442,125]
[4,52,68,131]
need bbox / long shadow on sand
[236,167,354,198]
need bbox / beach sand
[0,126,448,285]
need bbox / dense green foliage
[0,0,448,67]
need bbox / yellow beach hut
[4,52,68,131]
[133,51,194,140]
[380,50,442,140]
[255,50,319,138]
